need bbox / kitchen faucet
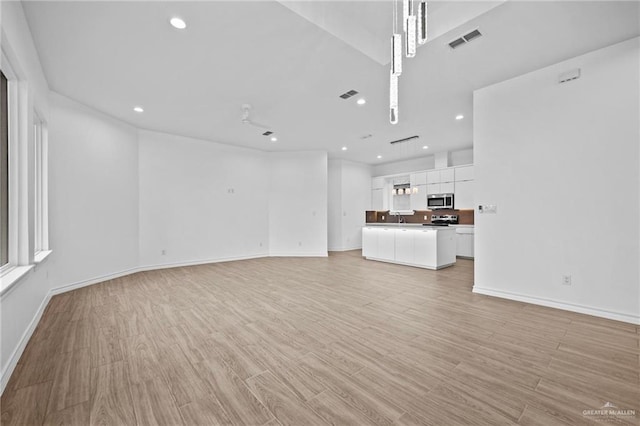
[397,215,405,224]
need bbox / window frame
[0,45,51,295]
[0,52,19,276]
[33,112,49,257]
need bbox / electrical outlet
[424,215,427,220]
[562,275,572,285]
[382,215,385,220]
[161,249,166,255]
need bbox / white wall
[138,130,269,267]
[473,37,640,324]
[269,151,328,256]
[48,94,140,284]
[328,159,371,251]
[372,148,473,177]
[373,155,435,177]
[327,159,342,250]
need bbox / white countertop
[364,223,456,230]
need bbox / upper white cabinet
[440,168,455,183]
[426,170,440,184]
[371,165,474,210]
[410,172,427,186]
[453,165,474,209]
[409,173,427,210]
[410,187,427,210]
[426,169,455,194]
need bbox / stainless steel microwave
[427,193,454,210]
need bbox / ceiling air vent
[390,135,419,145]
[448,28,483,49]
[339,89,359,100]
[262,131,273,136]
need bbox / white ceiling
[22,1,640,165]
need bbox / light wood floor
[2,251,638,425]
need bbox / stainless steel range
[431,214,459,225]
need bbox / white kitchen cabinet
[454,180,474,210]
[362,227,378,258]
[426,183,440,195]
[414,229,437,267]
[362,226,456,270]
[410,185,427,210]
[440,168,455,183]
[377,228,395,261]
[426,169,454,194]
[427,181,454,195]
[455,165,474,182]
[410,172,427,186]
[440,181,454,194]
[395,228,414,264]
[454,226,474,258]
[426,170,440,184]
[372,188,384,210]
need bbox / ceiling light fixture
[270,136,278,142]
[170,17,187,29]
[356,98,366,105]
[389,0,427,124]
[422,145,429,150]
[342,146,348,151]
[456,114,464,120]
[133,106,144,113]
[377,155,382,159]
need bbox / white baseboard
[268,252,328,257]
[138,253,269,272]
[472,286,640,325]
[50,266,142,296]
[1,291,51,394]
[328,245,362,252]
[0,251,326,395]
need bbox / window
[1,70,8,268]
[33,116,48,255]
[0,50,51,293]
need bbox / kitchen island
[362,224,456,270]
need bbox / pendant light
[390,72,399,125]
[390,0,428,124]
[418,1,428,45]
[405,0,416,58]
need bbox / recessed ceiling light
[133,106,144,113]
[422,145,429,150]
[170,17,187,29]
[341,146,348,151]
[455,114,464,120]
[270,137,278,142]
[377,155,382,159]
[356,98,366,105]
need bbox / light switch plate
[479,204,497,214]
